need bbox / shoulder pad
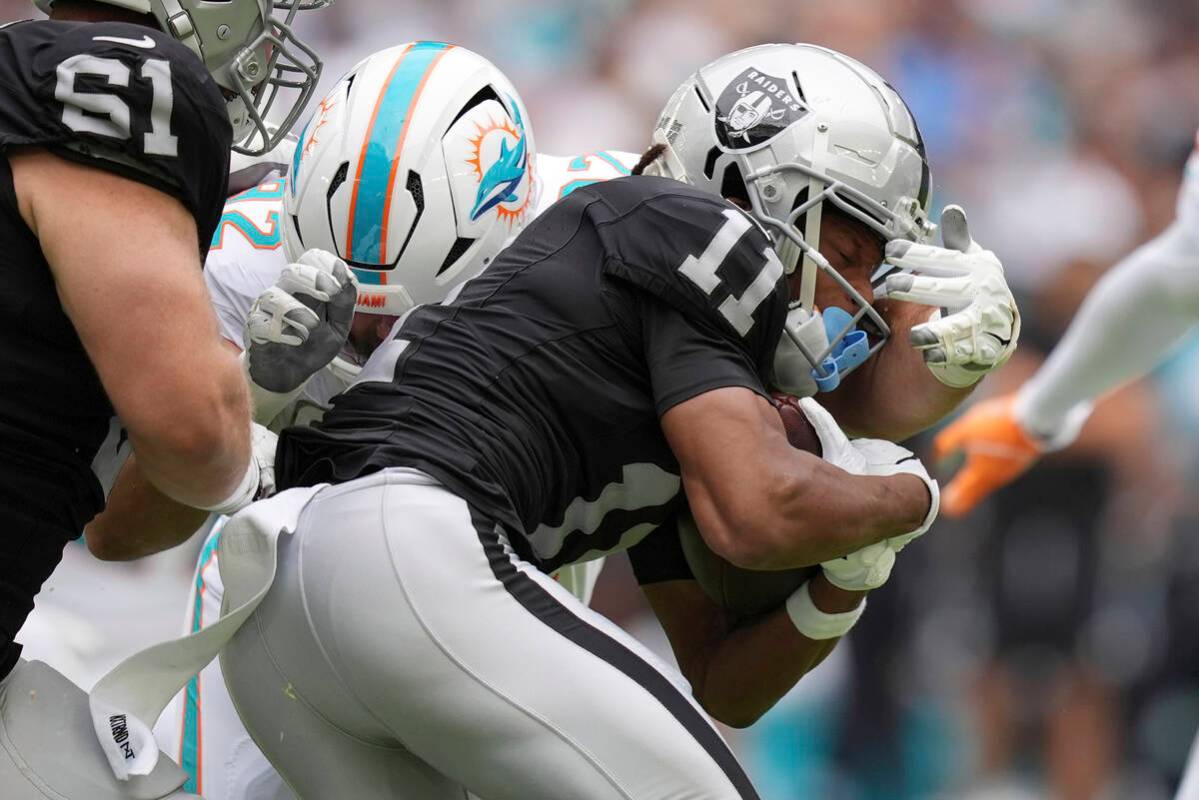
[586,176,788,349]
[0,20,232,251]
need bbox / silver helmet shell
[651,43,934,394]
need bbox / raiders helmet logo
[715,68,807,149]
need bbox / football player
[95,43,633,800]
[0,1,328,798]
[201,44,1015,799]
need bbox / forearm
[821,300,973,440]
[1020,226,1199,441]
[688,574,864,727]
[673,389,932,571]
[85,455,211,561]
[737,467,928,570]
[127,365,253,509]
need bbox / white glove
[197,423,277,515]
[244,249,357,395]
[880,206,1020,387]
[820,542,896,592]
[795,397,868,474]
[251,422,277,502]
[850,439,940,552]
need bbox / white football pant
[219,468,760,799]
[156,510,606,800]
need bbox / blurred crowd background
[7,0,1199,798]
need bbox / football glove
[820,542,896,592]
[933,393,1044,517]
[198,422,278,515]
[880,206,1020,388]
[244,250,356,421]
[794,397,869,475]
[851,438,940,552]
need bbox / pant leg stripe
[472,516,760,800]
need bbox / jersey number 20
[55,55,179,158]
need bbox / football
[678,394,824,617]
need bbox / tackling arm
[644,573,863,728]
[1018,223,1199,438]
[936,216,1199,516]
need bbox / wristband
[197,456,260,515]
[785,580,866,640]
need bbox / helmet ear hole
[327,162,349,202]
[719,162,749,208]
[450,85,503,128]
[437,236,476,276]
[703,148,721,180]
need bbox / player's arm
[644,575,860,728]
[629,522,868,728]
[663,388,930,570]
[85,453,211,561]
[11,149,252,510]
[935,214,1199,515]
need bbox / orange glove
[933,394,1044,517]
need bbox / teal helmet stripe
[346,41,452,265]
[352,267,386,285]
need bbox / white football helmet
[650,43,934,396]
[284,41,536,377]
[34,0,328,155]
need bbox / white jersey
[533,151,638,217]
[158,152,633,800]
[203,176,343,429]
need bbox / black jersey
[0,20,230,677]
[278,176,788,572]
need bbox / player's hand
[251,422,278,502]
[821,541,896,592]
[933,393,1043,517]
[880,206,1020,388]
[851,439,940,552]
[794,397,869,475]
[244,250,357,393]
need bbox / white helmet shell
[651,43,934,394]
[284,41,535,317]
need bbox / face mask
[772,306,873,397]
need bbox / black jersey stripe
[472,512,761,800]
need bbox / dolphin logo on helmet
[469,103,530,222]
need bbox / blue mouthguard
[810,307,871,393]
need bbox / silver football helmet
[649,43,934,396]
[34,0,329,155]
